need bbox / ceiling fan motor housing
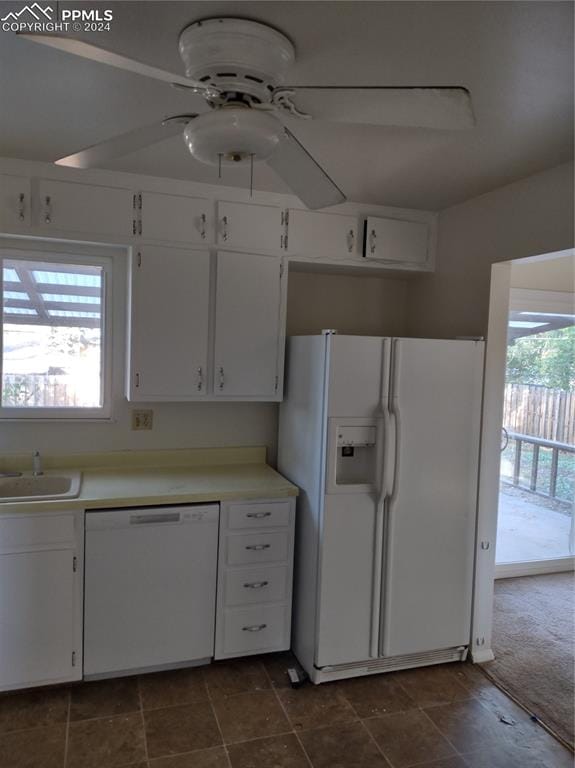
[178,18,295,103]
[183,108,282,166]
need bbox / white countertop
[0,447,298,514]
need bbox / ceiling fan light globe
[183,109,282,166]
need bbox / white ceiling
[0,1,573,210]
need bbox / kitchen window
[0,249,112,419]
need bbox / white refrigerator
[278,333,484,684]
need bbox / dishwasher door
[84,504,219,677]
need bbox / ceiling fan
[20,18,475,209]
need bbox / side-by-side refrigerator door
[381,338,484,658]
[316,335,391,668]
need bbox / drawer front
[221,604,288,655]
[227,501,290,530]
[226,531,289,566]
[0,514,76,553]
[223,565,289,607]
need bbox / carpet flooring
[485,572,575,749]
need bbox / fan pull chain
[249,154,254,197]
[218,153,222,179]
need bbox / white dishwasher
[84,504,219,677]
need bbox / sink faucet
[33,450,43,477]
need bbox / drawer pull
[242,624,267,632]
[246,511,272,519]
[245,544,271,551]
[244,581,269,589]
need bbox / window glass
[2,258,105,410]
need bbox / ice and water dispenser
[327,419,381,491]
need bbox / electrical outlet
[132,409,153,431]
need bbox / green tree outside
[506,326,575,391]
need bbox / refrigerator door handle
[388,409,398,500]
[371,337,392,658]
[383,409,397,498]
[370,497,385,658]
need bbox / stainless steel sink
[0,471,82,502]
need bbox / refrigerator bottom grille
[312,646,468,684]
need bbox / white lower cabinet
[0,512,82,691]
[215,498,296,659]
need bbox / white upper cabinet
[286,209,359,260]
[139,191,210,244]
[217,201,283,253]
[0,174,31,230]
[214,251,283,398]
[36,179,134,238]
[129,246,210,400]
[363,216,430,266]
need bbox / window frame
[0,244,114,421]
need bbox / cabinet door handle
[221,215,228,241]
[246,511,272,519]
[244,581,269,589]
[242,624,267,632]
[347,228,355,253]
[200,213,207,239]
[369,228,377,255]
[44,195,52,224]
[245,544,271,551]
[197,367,203,392]
[18,193,25,221]
[218,366,225,390]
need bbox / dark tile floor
[0,654,571,768]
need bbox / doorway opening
[473,250,575,749]
[496,287,574,576]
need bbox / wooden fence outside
[3,373,81,408]
[503,384,575,445]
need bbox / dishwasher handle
[130,512,181,525]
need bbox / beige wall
[1,270,408,467]
[287,271,408,337]
[407,162,574,338]
[2,164,572,466]
[511,254,575,291]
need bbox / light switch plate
[132,409,153,430]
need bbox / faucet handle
[32,450,43,476]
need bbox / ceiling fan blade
[277,87,475,130]
[55,117,196,169]
[18,34,219,96]
[266,127,345,210]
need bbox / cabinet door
[0,549,77,688]
[129,247,210,399]
[217,201,283,253]
[364,216,429,266]
[37,179,134,237]
[0,174,31,229]
[214,251,282,398]
[140,191,210,244]
[287,209,358,260]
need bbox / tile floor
[0,654,572,768]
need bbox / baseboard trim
[495,556,575,579]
